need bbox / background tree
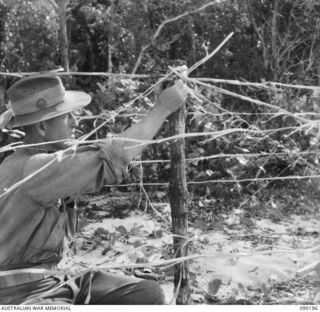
[245,0,320,84]
[0,0,320,211]
[0,0,59,72]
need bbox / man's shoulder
[0,148,53,171]
[0,150,31,186]
[0,150,27,166]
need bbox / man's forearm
[114,105,170,162]
[108,80,187,162]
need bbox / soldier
[0,74,187,304]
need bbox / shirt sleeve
[22,141,130,206]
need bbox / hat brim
[9,91,91,128]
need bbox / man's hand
[114,78,188,162]
[155,80,188,116]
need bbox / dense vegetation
[1,0,320,210]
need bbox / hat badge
[36,98,47,109]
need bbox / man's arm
[22,80,187,204]
[113,80,188,162]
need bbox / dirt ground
[62,187,320,305]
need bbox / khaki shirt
[0,142,129,270]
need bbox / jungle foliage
[1,0,320,210]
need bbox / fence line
[2,71,320,92]
[0,125,307,154]
[196,77,320,91]
[131,150,320,165]
[77,111,320,121]
[1,66,320,198]
[0,71,158,79]
[102,173,320,188]
[176,72,313,125]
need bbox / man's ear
[35,121,46,137]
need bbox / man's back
[0,148,72,270]
[0,142,129,270]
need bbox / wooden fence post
[168,103,191,304]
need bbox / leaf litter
[60,192,320,305]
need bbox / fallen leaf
[133,240,145,248]
[208,278,222,296]
[115,225,129,237]
[94,227,109,237]
[130,224,144,235]
[152,229,163,238]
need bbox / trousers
[0,271,165,305]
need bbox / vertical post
[168,103,191,304]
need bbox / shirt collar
[15,144,53,156]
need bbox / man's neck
[23,136,60,153]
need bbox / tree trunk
[271,0,280,80]
[107,0,115,73]
[57,0,69,72]
[245,0,269,71]
[168,104,191,305]
[0,76,6,112]
[107,39,113,73]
